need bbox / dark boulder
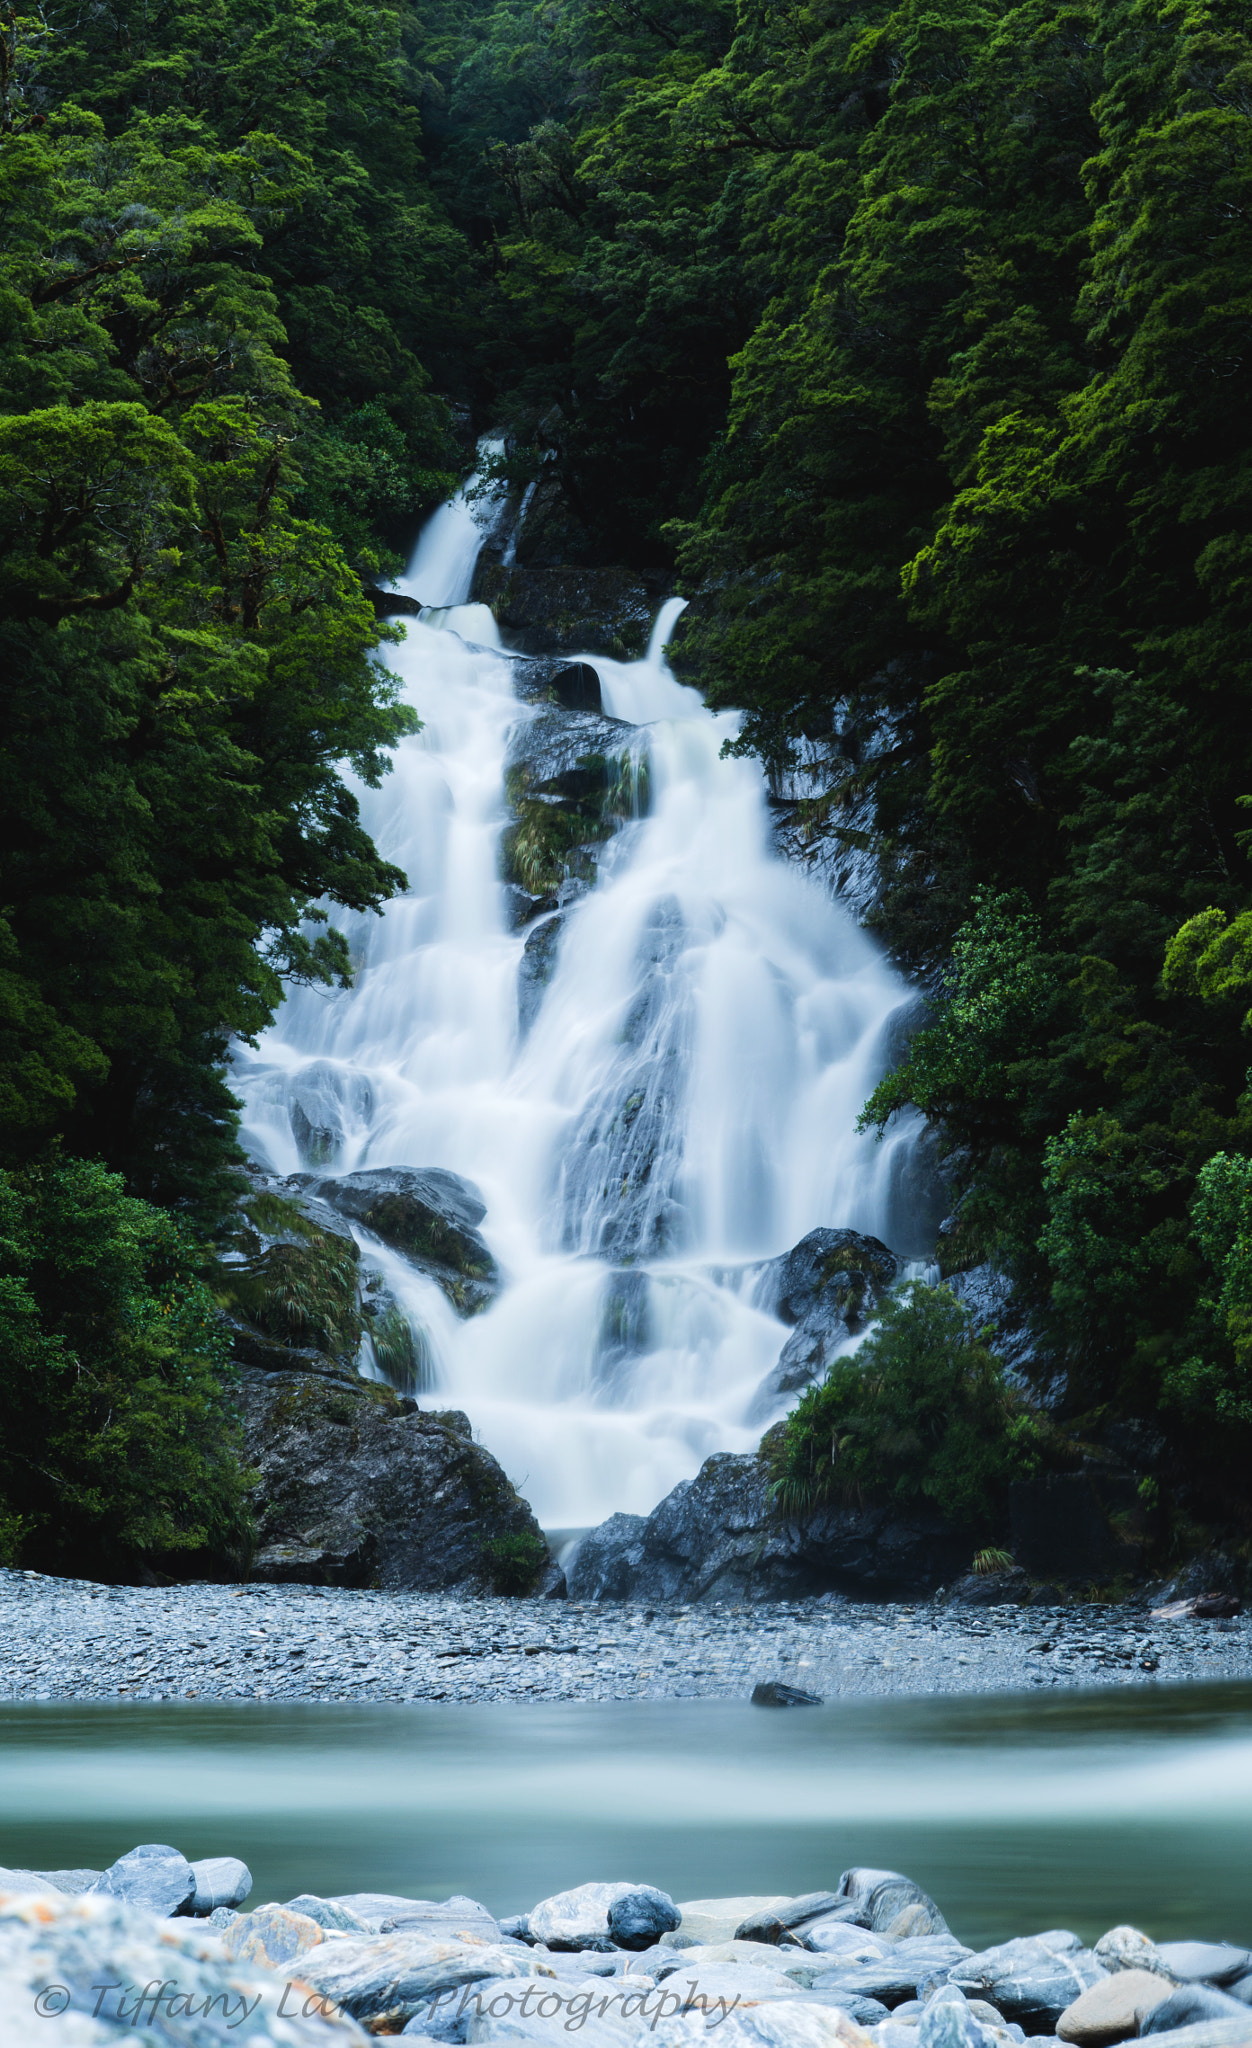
[942,1566,1032,1607]
[564,1450,969,1602]
[289,1167,498,1317]
[607,1887,681,1949]
[502,703,648,899]
[564,1511,648,1599]
[752,1681,823,1707]
[749,1229,899,1416]
[473,559,663,658]
[504,882,558,929]
[240,1370,549,1593]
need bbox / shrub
[0,1157,252,1577]
[764,1283,1044,1535]
[480,1528,549,1595]
[217,1194,363,1361]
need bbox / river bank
[2,1571,1247,1705]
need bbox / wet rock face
[749,1228,899,1418]
[553,897,692,1261]
[565,1451,967,1603]
[474,560,662,658]
[290,1167,499,1317]
[518,914,564,1033]
[502,704,648,900]
[240,1371,549,1594]
[771,1229,899,1329]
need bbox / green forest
[2,0,1251,1577]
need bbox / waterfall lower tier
[232,467,934,1526]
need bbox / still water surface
[2,1685,1250,1950]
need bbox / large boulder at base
[749,1231,898,1417]
[564,1452,968,1603]
[290,1167,498,1317]
[86,1843,195,1917]
[240,1371,550,1593]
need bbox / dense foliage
[4,0,1252,1552]
[0,1158,251,1575]
[767,1283,1043,1531]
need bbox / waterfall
[232,460,933,1529]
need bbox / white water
[232,464,932,1526]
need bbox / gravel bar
[2,1570,1250,1704]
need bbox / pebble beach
[2,1570,1248,1705]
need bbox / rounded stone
[1057,1968,1175,2044]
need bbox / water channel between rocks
[3,1685,1251,1946]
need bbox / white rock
[529,1884,646,1950]
[188,1856,252,1915]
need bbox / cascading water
[232,459,934,1529]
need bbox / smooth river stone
[187,1855,252,1914]
[221,1903,325,1968]
[287,1893,373,1934]
[656,1944,811,1980]
[1057,1968,1176,2043]
[0,1887,365,2044]
[87,1842,195,1917]
[799,1923,892,1963]
[299,1935,540,2027]
[333,1893,502,1941]
[812,1938,974,2007]
[651,2005,877,2048]
[1093,1927,1175,1979]
[1139,1985,1252,2033]
[609,1887,682,1949]
[1153,1944,1252,1987]
[917,1988,997,2048]
[951,1932,1106,2031]
[530,1882,661,1950]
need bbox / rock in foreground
[5,1855,1252,2048]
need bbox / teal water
[2,1684,1250,1951]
